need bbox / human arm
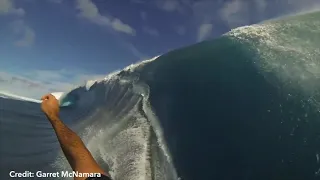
[41,94,110,180]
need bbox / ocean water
[1,11,320,180]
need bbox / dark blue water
[138,38,320,180]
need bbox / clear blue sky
[0,0,319,98]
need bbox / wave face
[1,11,320,180]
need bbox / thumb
[41,94,50,101]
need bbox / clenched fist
[41,94,60,119]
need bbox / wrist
[47,113,60,122]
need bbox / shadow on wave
[138,35,320,180]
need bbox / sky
[0,0,319,98]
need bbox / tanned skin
[41,94,110,180]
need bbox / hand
[41,94,60,119]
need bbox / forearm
[47,115,93,168]
[41,95,108,179]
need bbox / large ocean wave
[1,11,320,180]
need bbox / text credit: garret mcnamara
[10,171,102,178]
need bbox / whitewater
[1,11,320,180]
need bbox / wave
[0,92,41,103]
[1,11,320,180]
[47,58,178,180]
